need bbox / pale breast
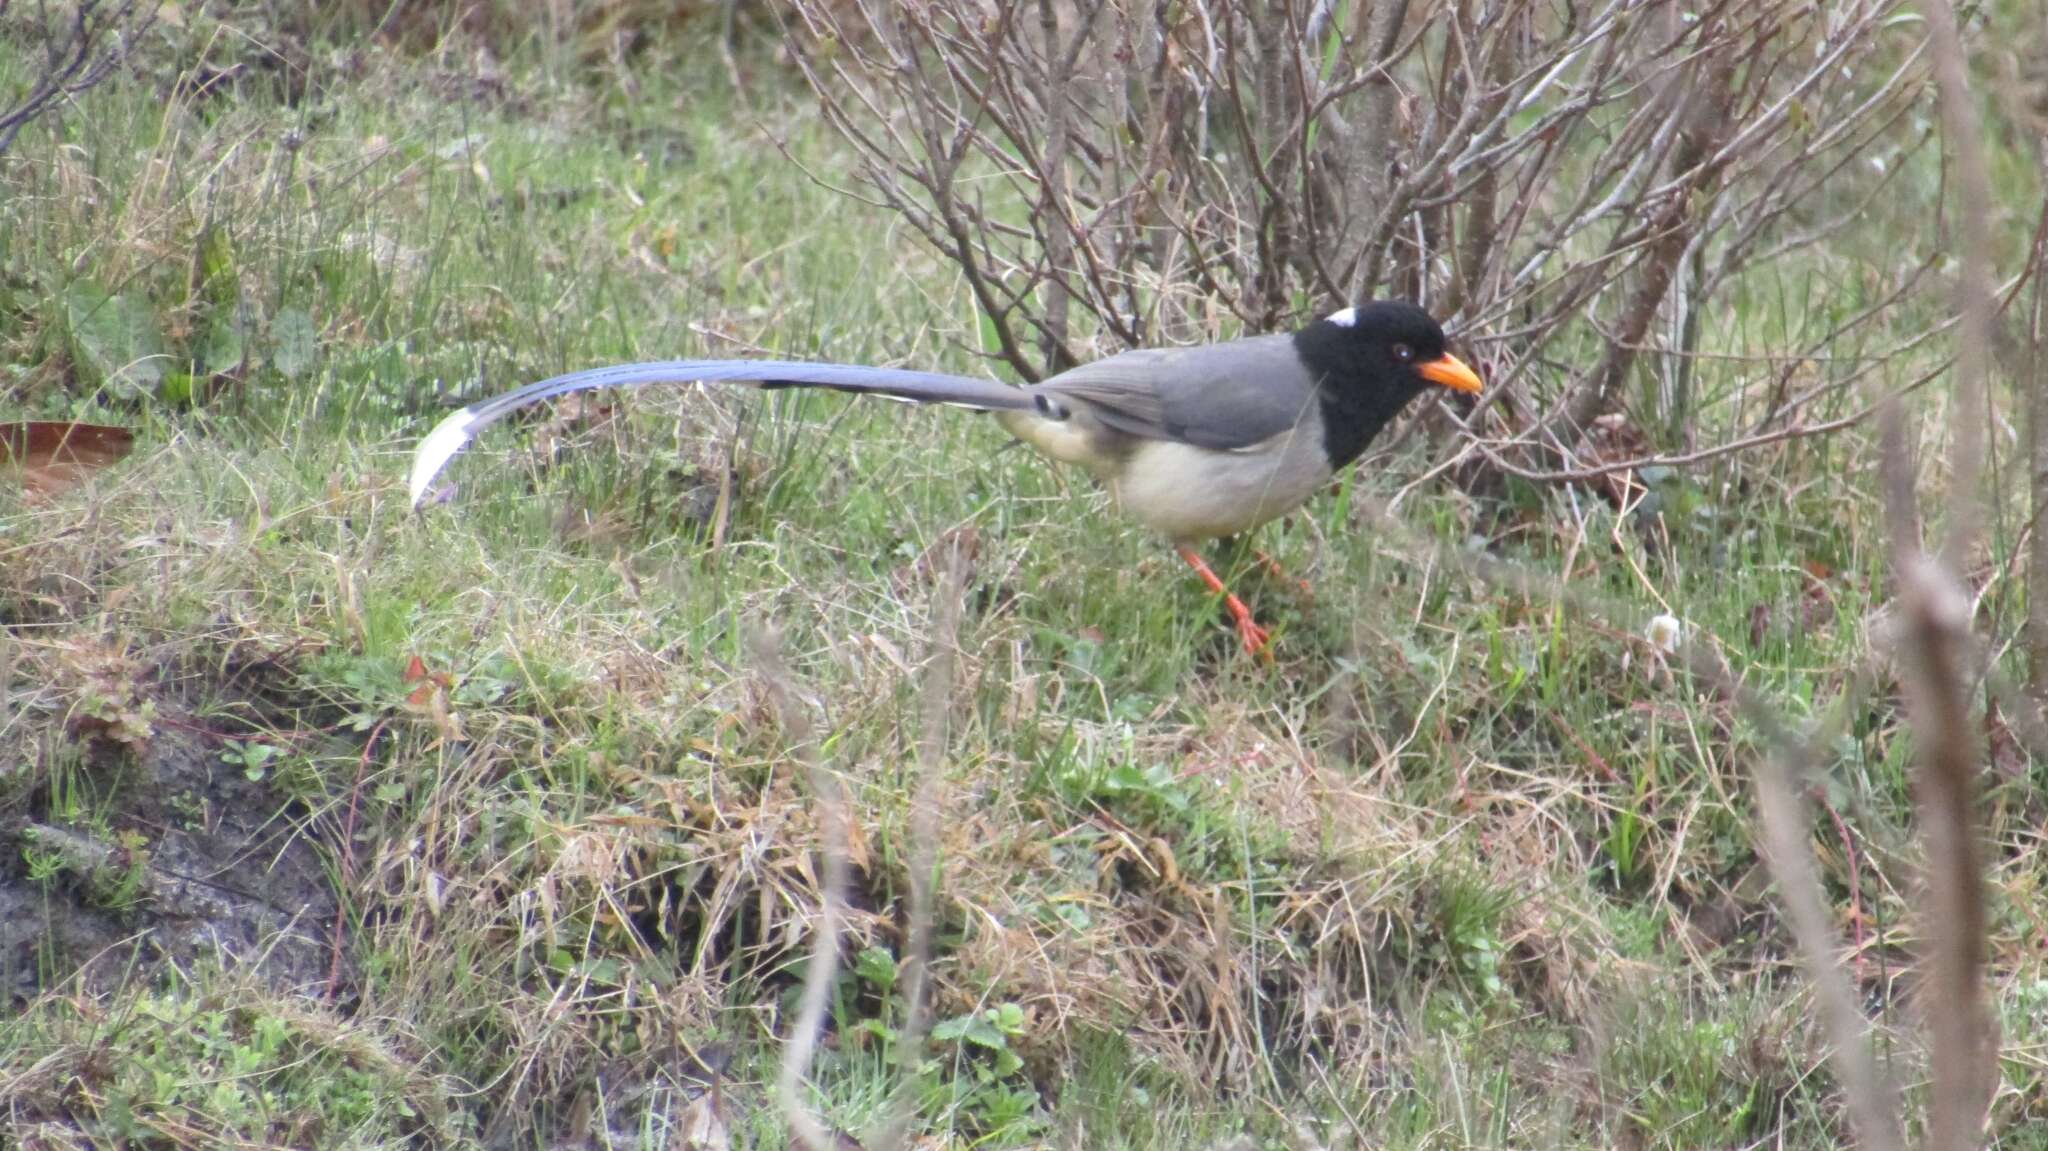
[1108,428,1333,542]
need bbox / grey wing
[1032,335,1318,451]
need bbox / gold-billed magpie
[409,301,1482,656]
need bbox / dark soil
[2,717,338,1006]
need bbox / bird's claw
[1232,611,1273,662]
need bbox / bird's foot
[1229,605,1274,661]
[1179,544,1276,663]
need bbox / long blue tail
[409,359,1035,506]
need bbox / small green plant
[833,948,1045,1141]
[302,653,415,730]
[22,841,66,884]
[95,829,153,912]
[1598,997,1777,1146]
[69,986,444,1144]
[928,1002,1043,1140]
[15,824,151,911]
[1430,873,1512,997]
[42,743,90,824]
[930,1002,1028,1077]
[1605,805,1647,891]
[1037,741,1201,838]
[220,739,282,782]
[167,788,209,831]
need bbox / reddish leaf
[403,655,454,707]
[403,655,437,706]
[1,422,135,496]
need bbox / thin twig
[0,0,156,157]
[327,718,387,1000]
[873,536,968,1150]
[752,626,852,1151]
[1905,0,2000,1143]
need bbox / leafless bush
[0,0,158,157]
[781,0,1950,477]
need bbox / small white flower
[1645,613,1685,654]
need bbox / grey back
[1031,334,1317,451]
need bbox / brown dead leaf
[400,654,464,742]
[1800,559,1840,630]
[53,638,155,750]
[553,498,633,551]
[529,392,618,469]
[1748,601,1772,649]
[675,1087,731,1151]
[1,422,135,497]
[402,654,433,705]
[1985,700,2028,782]
[402,653,454,706]
[842,812,871,874]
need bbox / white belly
[1109,432,1331,542]
[995,410,1332,542]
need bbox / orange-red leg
[1177,546,1272,660]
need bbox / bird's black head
[1292,301,1482,467]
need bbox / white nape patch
[1325,307,1358,327]
[409,407,480,507]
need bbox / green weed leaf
[202,314,246,376]
[195,225,237,306]
[854,945,897,992]
[269,307,317,379]
[66,281,166,399]
[960,1015,1009,1050]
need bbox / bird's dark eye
[1391,343,1414,362]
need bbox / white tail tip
[409,408,479,507]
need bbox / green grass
[3,15,2046,1151]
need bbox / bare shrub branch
[0,0,158,158]
[874,536,969,1151]
[1898,0,2000,1143]
[750,625,852,1151]
[1895,554,1994,1151]
[781,0,1947,485]
[1921,0,1997,575]
[2031,237,2048,704]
